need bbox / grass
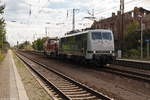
[11,51,51,100]
[122,56,150,61]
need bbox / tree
[125,20,139,36]
[124,29,150,58]
[32,37,48,51]
[0,5,6,50]
[18,41,32,50]
[124,21,140,51]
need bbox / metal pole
[141,18,143,59]
[17,41,19,49]
[92,9,94,17]
[121,0,124,41]
[119,0,124,57]
[147,41,149,58]
[45,27,47,37]
[1,34,3,50]
[33,34,35,41]
[72,9,75,31]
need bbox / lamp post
[138,15,143,59]
[45,22,51,37]
[45,27,48,37]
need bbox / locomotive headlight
[112,53,115,56]
[93,51,96,54]
[110,51,115,56]
[110,51,112,53]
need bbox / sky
[1,0,150,46]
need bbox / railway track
[15,51,112,100]
[25,50,150,71]
[24,50,150,70]
[101,66,150,83]
[19,50,150,83]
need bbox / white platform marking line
[10,51,29,100]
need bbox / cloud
[49,0,65,3]
[4,0,150,46]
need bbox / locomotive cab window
[48,39,51,43]
[92,32,102,40]
[102,32,112,40]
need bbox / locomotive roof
[47,37,58,40]
[61,29,112,38]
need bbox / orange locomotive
[43,37,59,57]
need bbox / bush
[0,50,4,62]
[123,29,150,59]
[124,49,140,59]
[32,37,48,51]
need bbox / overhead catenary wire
[4,0,144,25]
[95,0,143,17]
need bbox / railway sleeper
[55,84,76,87]
[71,95,98,100]
[58,85,78,88]
[54,83,73,87]
[54,82,74,86]
[64,91,88,95]
[66,93,92,98]
[58,86,80,90]
[50,80,69,84]
[51,80,70,82]
[61,88,83,92]
[48,77,65,81]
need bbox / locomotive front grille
[95,51,111,54]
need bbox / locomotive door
[82,39,87,56]
[82,33,87,56]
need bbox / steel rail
[16,53,70,100]
[101,67,150,83]
[24,50,150,71]
[19,50,150,83]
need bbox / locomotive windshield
[92,32,112,40]
[92,32,102,40]
[102,32,112,40]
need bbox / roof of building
[94,7,150,23]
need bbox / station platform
[117,58,150,64]
[0,50,29,100]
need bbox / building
[91,7,150,49]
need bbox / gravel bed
[20,52,150,100]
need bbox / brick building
[91,7,150,49]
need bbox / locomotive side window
[102,32,112,40]
[51,40,56,44]
[48,39,56,44]
[92,32,102,40]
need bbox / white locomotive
[44,29,115,66]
